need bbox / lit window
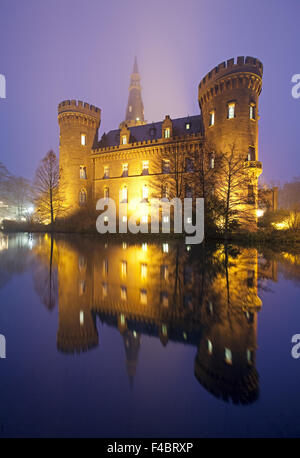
[228,103,235,119]
[142,185,148,200]
[247,349,253,364]
[79,311,84,326]
[80,166,87,179]
[162,184,169,199]
[122,135,127,145]
[162,324,168,336]
[140,289,147,304]
[161,291,168,307]
[162,243,169,253]
[185,185,193,198]
[102,282,108,297]
[142,243,147,251]
[120,314,125,325]
[248,146,255,161]
[209,111,215,126]
[121,286,127,301]
[164,127,170,138]
[250,104,256,120]
[210,154,215,169]
[207,301,213,314]
[129,105,132,112]
[104,187,109,198]
[185,122,190,130]
[161,265,168,281]
[142,160,149,175]
[79,189,87,205]
[207,339,213,355]
[122,163,128,177]
[121,260,127,277]
[104,166,109,178]
[141,263,147,279]
[162,159,170,174]
[225,348,232,364]
[78,256,86,272]
[185,158,194,172]
[122,242,127,250]
[121,186,128,202]
[81,133,86,146]
[248,185,255,204]
[103,259,108,275]
[79,279,86,295]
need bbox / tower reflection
[54,236,263,404]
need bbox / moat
[0,233,300,437]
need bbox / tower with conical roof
[123,56,146,127]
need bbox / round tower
[199,56,263,158]
[58,100,101,214]
[199,57,263,226]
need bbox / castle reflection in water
[0,233,279,406]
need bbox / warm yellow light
[256,209,264,218]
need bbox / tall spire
[124,56,146,127]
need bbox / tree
[4,176,32,220]
[33,150,62,226]
[214,143,256,236]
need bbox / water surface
[0,233,299,438]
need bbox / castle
[58,56,263,227]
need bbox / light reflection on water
[0,233,299,437]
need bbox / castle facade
[58,56,263,227]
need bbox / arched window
[121,185,128,203]
[162,184,169,199]
[104,186,109,199]
[142,185,148,200]
[79,189,87,205]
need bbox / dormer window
[142,160,149,175]
[80,166,87,179]
[164,127,170,139]
[228,102,236,119]
[185,122,190,130]
[209,111,215,126]
[81,133,87,146]
[250,103,256,120]
[122,135,127,145]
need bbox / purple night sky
[0,0,299,185]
